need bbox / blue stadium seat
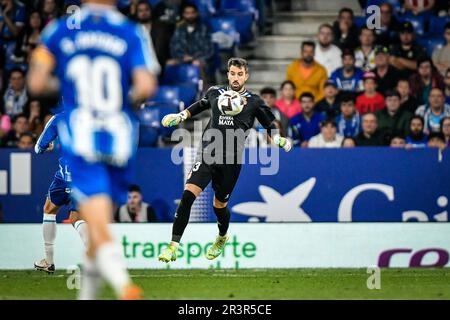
[426,37,446,57]
[220,0,256,14]
[398,13,426,37]
[208,16,240,50]
[162,64,201,86]
[222,12,255,44]
[152,85,181,105]
[429,16,450,36]
[186,0,217,17]
[354,16,367,29]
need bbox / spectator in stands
[409,58,445,106]
[288,92,324,147]
[397,78,419,114]
[341,137,356,147]
[315,23,342,76]
[335,94,361,138]
[114,184,158,222]
[286,41,327,101]
[11,10,42,64]
[23,99,50,136]
[40,0,61,26]
[3,67,27,117]
[375,3,400,47]
[168,3,214,84]
[405,115,428,148]
[259,87,289,135]
[390,135,406,148]
[356,72,385,114]
[330,49,364,93]
[135,0,174,71]
[403,0,435,16]
[445,68,450,104]
[308,119,343,148]
[0,0,26,67]
[355,27,376,71]
[416,88,450,134]
[355,112,385,146]
[275,80,302,119]
[17,131,34,149]
[427,132,446,150]
[440,116,450,147]
[0,105,11,142]
[315,80,341,120]
[1,113,28,147]
[432,22,450,76]
[332,8,360,51]
[376,90,412,142]
[371,45,400,95]
[389,21,427,79]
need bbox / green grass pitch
[1,268,449,300]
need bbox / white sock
[78,255,102,300]
[43,213,56,265]
[96,242,131,297]
[73,220,89,248]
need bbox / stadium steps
[245,0,362,94]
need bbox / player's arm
[130,68,158,108]
[256,101,292,152]
[161,94,211,127]
[27,45,58,96]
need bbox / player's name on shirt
[60,31,127,56]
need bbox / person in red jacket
[356,72,385,114]
[409,57,445,106]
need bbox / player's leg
[206,164,242,260]
[158,161,211,263]
[68,210,88,247]
[34,197,59,273]
[73,160,140,300]
[79,195,139,299]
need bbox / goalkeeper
[158,57,292,263]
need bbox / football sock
[96,242,131,298]
[78,255,102,300]
[43,213,56,265]
[171,190,196,242]
[213,206,230,237]
[170,241,179,250]
[73,220,89,247]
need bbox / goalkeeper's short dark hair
[228,57,248,73]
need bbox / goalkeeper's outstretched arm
[161,98,210,127]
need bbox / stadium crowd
[0,0,449,150]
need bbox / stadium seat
[151,85,181,105]
[429,16,450,36]
[222,12,255,44]
[426,37,446,57]
[162,64,201,86]
[398,13,426,37]
[186,0,217,17]
[220,0,256,14]
[353,16,367,29]
[208,16,240,50]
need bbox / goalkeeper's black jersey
[197,85,276,163]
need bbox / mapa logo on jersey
[231,178,449,222]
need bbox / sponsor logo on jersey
[218,115,234,126]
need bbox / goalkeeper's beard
[230,81,243,92]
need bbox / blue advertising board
[0,148,449,223]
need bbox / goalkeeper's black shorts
[186,160,242,203]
